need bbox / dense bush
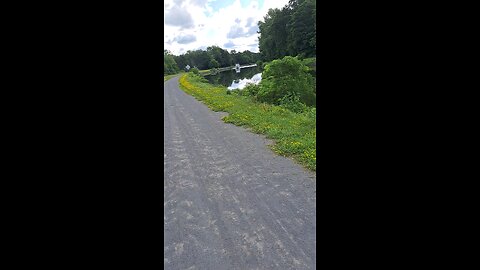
[188,72,209,84]
[278,92,309,113]
[190,67,200,75]
[257,56,315,106]
[243,83,261,97]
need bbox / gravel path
[164,76,316,270]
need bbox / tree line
[164,47,262,75]
[164,0,316,75]
[258,0,316,61]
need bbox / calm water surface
[204,65,316,90]
[204,66,262,90]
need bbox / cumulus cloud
[245,17,255,27]
[190,0,209,7]
[175,34,197,44]
[173,0,186,5]
[164,0,290,55]
[227,25,245,39]
[227,24,258,39]
[164,4,195,29]
[224,40,236,48]
[246,25,259,35]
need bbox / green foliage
[209,58,220,69]
[164,74,179,82]
[258,0,316,61]
[178,73,316,171]
[256,60,263,70]
[301,57,316,66]
[243,83,261,97]
[164,50,180,75]
[171,47,261,71]
[287,0,316,57]
[257,56,315,106]
[190,67,200,75]
[278,92,309,113]
[258,8,290,61]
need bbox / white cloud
[175,34,197,44]
[164,0,289,55]
[164,4,195,29]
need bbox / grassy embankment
[164,71,185,82]
[178,73,316,171]
[164,74,177,82]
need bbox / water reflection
[228,73,262,90]
[204,66,262,90]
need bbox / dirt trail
[164,76,316,269]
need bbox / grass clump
[178,73,316,171]
[164,74,177,82]
[164,71,186,82]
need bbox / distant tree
[208,58,220,69]
[171,47,260,70]
[164,50,179,75]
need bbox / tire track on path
[164,77,316,269]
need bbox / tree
[286,0,316,57]
[209,58,220,69]
[258,0,316,60]
[258,8,290,61]
[164,50,179,75]
[171,47,260,70]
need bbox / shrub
[188,72,209,83]
[257,56,315,106]
[243,83,261,97]
[190,67,200,75]
[278,92,309,113]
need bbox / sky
[164,0,290,55]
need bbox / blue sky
[164,0,288,55]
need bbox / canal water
[203,65,316,90]
[204,66,262,90]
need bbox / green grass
[164,72,184,82]
[178,73,316,171]
[302,57,316,66]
